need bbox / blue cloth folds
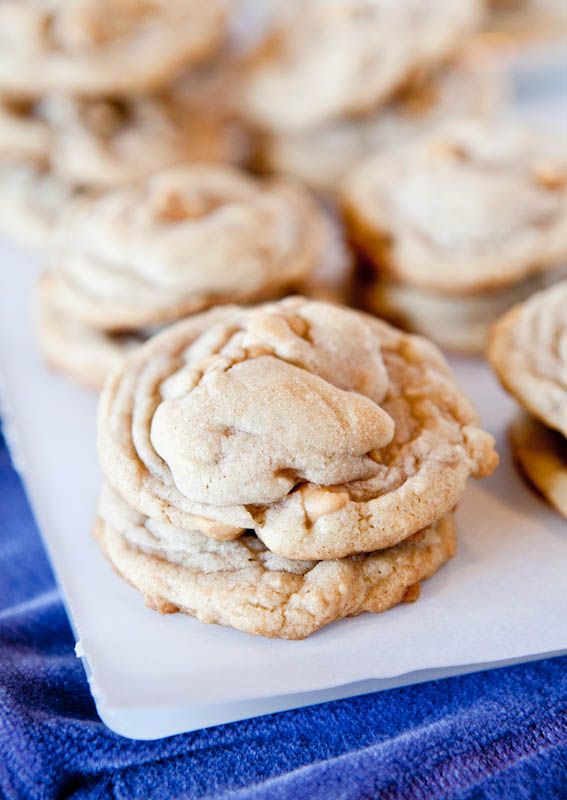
[0,427,566,799]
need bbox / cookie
[43,166,336,331]
[0,0,226,97]
[342,119,567,296]
[259,61,502,195]
[359,266,566,354]
[510,415,567,518]
[98,297,497,560]
[0,160,74,248]
[95,482,457,639]
[41,92,250,190]
[37,167,350,388]
[241,0,482,133]
[488,281,567,437]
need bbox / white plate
[0,237,565,740]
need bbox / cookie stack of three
[0,0,248,247]
[95,296,498,639]
[239,0,493,196]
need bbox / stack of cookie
[0,0,249,247]
[95,296,498,638]
[240,0,490,195]
[341,118,567,352]
[37,164,351,389]
[488,281,567,517]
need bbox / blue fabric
[0,425,565,800]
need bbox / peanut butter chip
[300,485,350,523]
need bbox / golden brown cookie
[342,119,567,295]
[259,61,503,195]
[488,281,567,436]
[41,92,251,190]
[95,482,457,639]
[241,0,482,132]
[510,415,567,517]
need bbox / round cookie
[241,0,482,133]
[510,415,567,518]
[342,119,567,296]
[488,281,567,437]
[41,92,250,190]
[44,166,336,331]
[98,297,498,560]
[95,482,457,639]
[259,62,503,195]
[360,267,566,354]
[0,0,226,97]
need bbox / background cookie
[0,0,227,97]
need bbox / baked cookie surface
[242,0,482,132]
[488,281,567,437]
[41,92,250,190]
[98,297,497,560]
[342,120,567,295]
[261,62,502,194]
[44,166,331,331]
[96,483,457,639]
[0,0,226,96]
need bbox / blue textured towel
[0,427,566,800]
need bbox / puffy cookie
[44,165,332,328]
[98,297,497,560]
[359,268,565,354]
[488,281,567,437]
[342,119,567,295]
[488,282,566,517]
[510,415,567,517]
[241,0,482,132]
[259,61,502,195]
[41,92,251,190]
[95,483,457,640]
[0,0,226,97]
[37,166,349,387]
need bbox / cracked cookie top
[98,297,497,559]
[488,281,567,436]
[342,119,567,294]
[0,0,226,96]
[45,165,331,330]
[241,0,482,132]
